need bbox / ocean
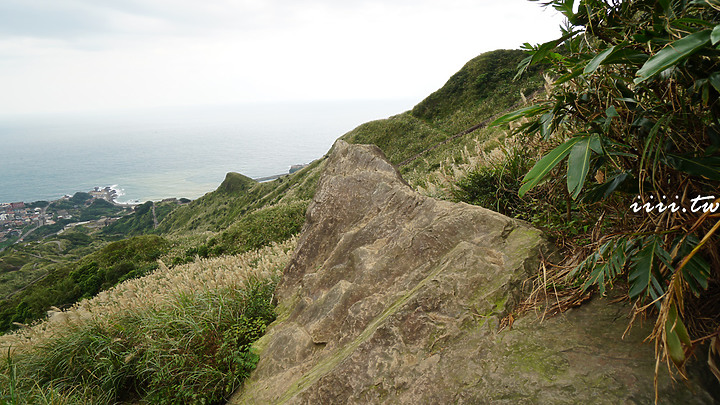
[0,100,413,204]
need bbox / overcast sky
[0,0,565,116]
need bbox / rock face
[230,141,716,404]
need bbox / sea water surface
[0,100,413,204]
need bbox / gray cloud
[0,1,243,41]
[0,1,115,38]
[0,0,565,115]
[0,0,474,41]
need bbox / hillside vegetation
[342,49,543,183]
[0,235,169,332]
[2,12,717,397]
[491,0,720,385]
[0,48,549,403]
[158,161,322,235]
[2,241,294,404]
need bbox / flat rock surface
[230,140,716,404]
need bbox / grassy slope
[0,48,541,333]
[341,49,542,183]
[1,241,294,404]
[0,235,169,331]
[158,49,541,238]
[101,200,179,238]
[0,48,547,404]
[158,159,324,235]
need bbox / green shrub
[1,276,278,405]
[77,199,125,221]
[0,255,29,274]
[499,0,720,385]
[177,201,308,263]
[0,235,170,332]
[452,146,535,219]
[217,201,307,254]
[22,219,73,241]
[69,192,92,205]
[58,230,92,248]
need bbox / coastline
[0,169,287,248]
[1,168,294,207]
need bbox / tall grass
[450,143,535,219]
[0,239,295,404]
[412,134,518,199]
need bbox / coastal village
[1,165,304,248]
[0,186,122,246]
[0,202,37,241]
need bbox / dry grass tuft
[1,238,296,354]
[413,134,518,199]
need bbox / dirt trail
[151,203,159,229]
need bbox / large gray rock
[230,141,716,404]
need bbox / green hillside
[152,49,544,260]
[0,235,169,331]
[4,0,720,400]
[0,48,542,336]
[158,160,323,235]
[102,200,179,238]
[0,48,548,403]
[342,49,543,185]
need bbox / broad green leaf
[529,31,579,66]
[555,67,584,85]
[568,251,597,280]
[519,137,583,197]
[584,46,644,70]
[608,240,628,277]
[635,30,712,84]
[665,303,689,365]
[540,112,554,139]
[603,48,649,65]
[671,18,715,28]
[712,24,720,45]
[655,240,674,269]
[605,106,619,119]
[709,71,720,93]
[567,135,600,199]
[490,104,548,127]
[665,329,686,366]
[516,119,542,134]
[704,79,712,104]
[639,116,668,175]
[668,303,692,346]
[514,55,533,79]
[609,151,639,159]
[584,46,616,74]
[665,154,720,180]
[551,0,575,19]
[582,172,630,202]
[531,40,559,65]
[685,256,710,290]
[629,239,657,298]
[650,276,665,306]
[676,235,711,294]
[582,263,608,295]
[676,319,692,346]
[602,106,619,132]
